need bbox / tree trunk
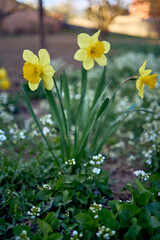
[39,0,45,48]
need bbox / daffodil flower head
[136,60,157,99]
[74,30,110,70]
[0,67,7,79]
[0,67,10,90]
[23,49,55,91]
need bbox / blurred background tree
[86,0,128,33]
[0,0,27,34]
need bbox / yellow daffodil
[0,67,7,79]
[74,30,110,70]
[0,67,10,90]
[23,49,55,91]
[0,79,10,90]
[136,60,157,99]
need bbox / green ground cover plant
[0,30,160,240]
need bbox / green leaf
[139,191,151,206]
[63,190,69,203]
[13,225,30,236]
[150,216,160,228]
[76,213,94,230]
[45,88,69,158]
[53,78,69,143]
[9,198,19,215]
[45,233,63,240]
[96,98,109,120]
[151,234,160,240]
[76,192,88,204]
[62,72,71,131]
[124,225,141,240]
[91,66,107,108]
[44,212,56,226]
[99,208,120,230]
[21,84,56,161]
[33,234,43,240]
[37,219,53,237]
[135,179,146,194]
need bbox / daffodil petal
[102,41,110,53]
[95,55,107,66]
[78,33,90,48]
[28,81,40,91]
[91,30,101,44]
[136,77,142,90]
[23,50,38,64]
[42,76,54,90]
[83,58,94,70]
[138,85,144,99]
[42,64,55,76]
[74,49,87,61]
[139,60,147,76]
[143,69,152,76]
[38,49,50,66]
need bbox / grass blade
[21,84,57,163]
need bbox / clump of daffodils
[42,183,51,190]
[70,230,83,240]
[15,230,30,240]
[65,158,76,166]
[0,67,10,90]
[27,206,41,218]
[89,202,102,219]
[96,226,116,239]
[133,170,150,181]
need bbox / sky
[19,0,132,11]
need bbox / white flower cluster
[9,125,26,141]
[92,167,101,174]
[96,226,116,239]
[89,202,102,219]
[40,114,54,126]
[158,192,160,197]
[90,154,104,175]
[90,154,105,166]
[27,206,41,218]
[0,111,14,123]
[133,170,150,181]
[16,230,30,240]
[42,183,51,190]
[70,230,83,240]
[0,129,6,145]
[0,92,8,105]
[127,155,136,166]
[65,158,76,166]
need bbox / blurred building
[0,0,63,34]
[130,0,160,19]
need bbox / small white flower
[72,230,78,236]
[92,167,101,174]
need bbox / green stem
[21,84,57,163]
